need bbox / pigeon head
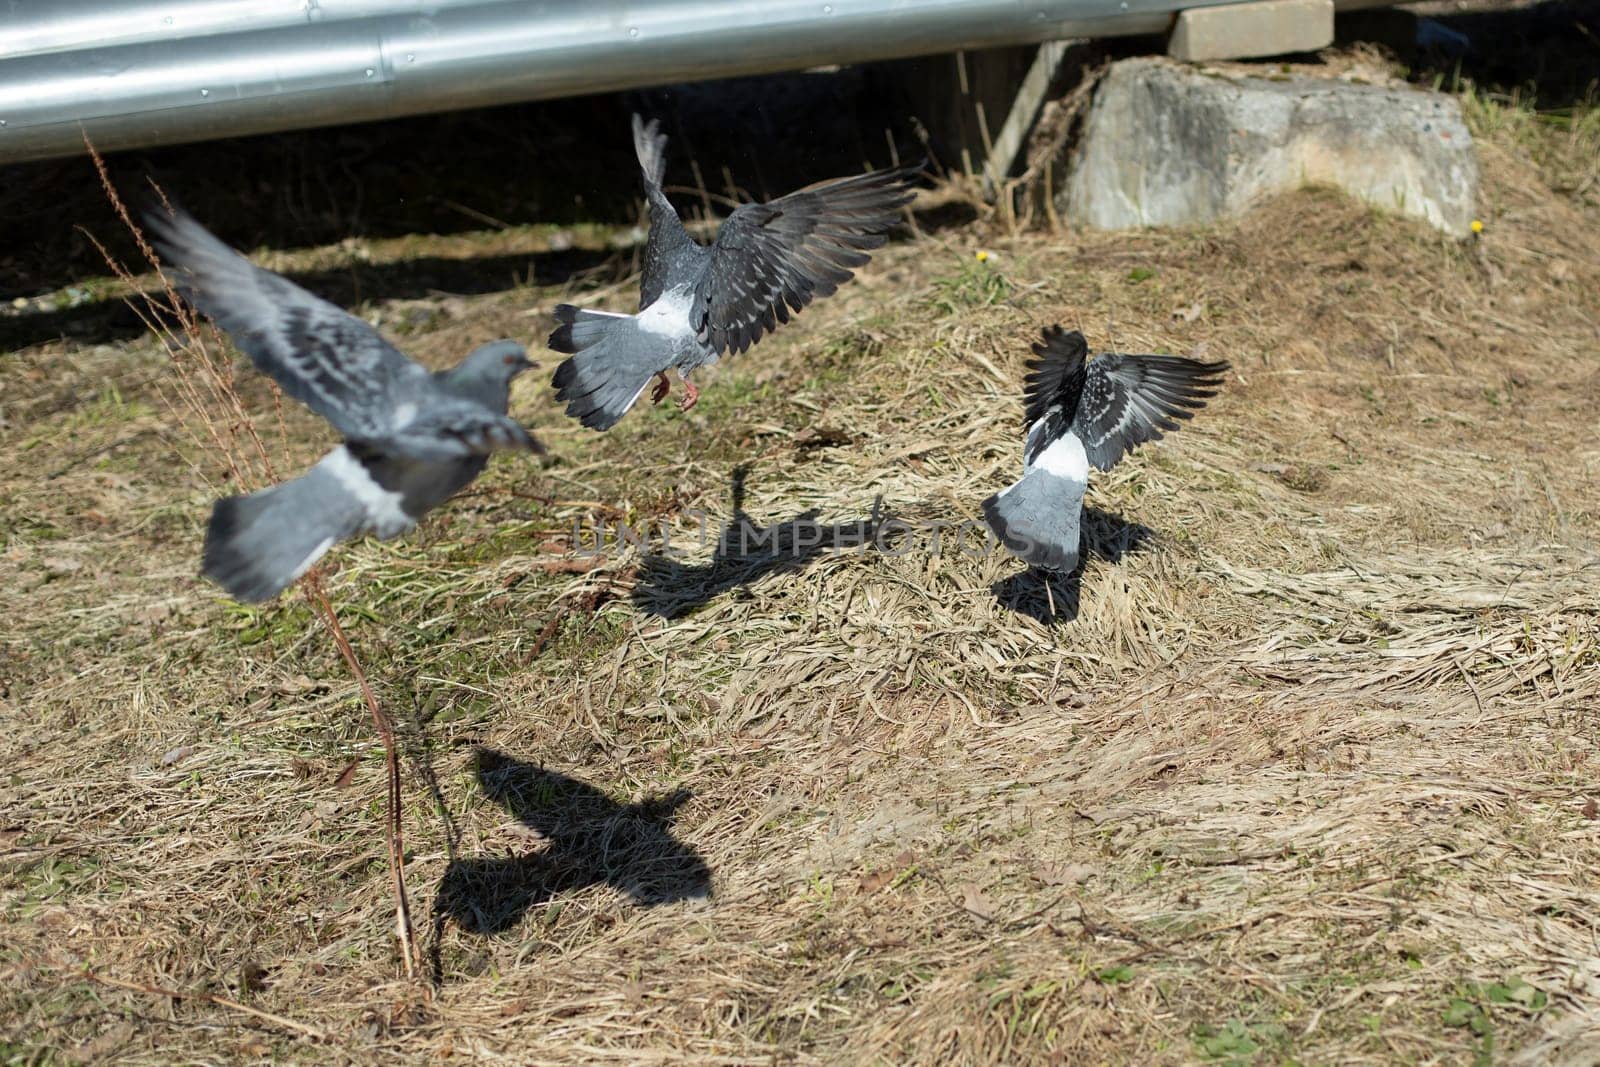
[444,340,536,411]
[458,339,536,383]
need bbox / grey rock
[1064,58,1479,236]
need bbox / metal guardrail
[0,0,1384,164]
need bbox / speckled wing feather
[1070,350,1230,471]
[690,162,919,355]
[146,206,427,445]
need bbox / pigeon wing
[146,207,425,443]
[690,162,918,355]
[1021,326,1090,432]
[1070,351,1229,471]
[390,400,542,462]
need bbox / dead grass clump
[3,73,1600,1064]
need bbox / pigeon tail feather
[202,463,371,602]
[632,114,668,189]
[548,306,660,432]
[981,475,1083,575]
[548,304,625,354]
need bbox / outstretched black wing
[690,162,920,355]
[1021,326,1090,430]
[1071,350,1229,471]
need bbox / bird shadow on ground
[991,506,1154,625]
[431,748,711,970]
[630,464,888,619]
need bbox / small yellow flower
[1470,219,1484,234]
[975,249,990,263]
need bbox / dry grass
[3,78,1599,1066]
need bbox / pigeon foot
[650,372,671,405]
[678,380,700,413]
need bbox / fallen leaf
[858,868,895,894]
[1033,861,1097,886]
[503,821,550,845]
[275,674,323,696]
[959,882,996,920]
[332,760,359,788]
[864,851,915,895]
[1583,797,1596,820]
[793,426,853,450]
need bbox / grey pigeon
[145,207,543,603]
[550,115,920,430]
[983,326,1227,574]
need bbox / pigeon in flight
[550,115,920,430]
[145,207,543,603]
[982,326,1227,574]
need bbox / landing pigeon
[550,115,920,430]
[144,207,543,603]
[983,326,1227,573]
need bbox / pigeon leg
[649,372,672,405]
[677,380,701,413]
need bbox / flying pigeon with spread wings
[145,206,543,603]
[550,115,920,430]
[982,326,1227,574]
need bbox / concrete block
[1169,0,1334,62]
[1063,58,1479,235]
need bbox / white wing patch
[1025,424,1090,485]
[321,446,413,538]
[637,285,696,339]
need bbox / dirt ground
[3,37,1599,1067]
